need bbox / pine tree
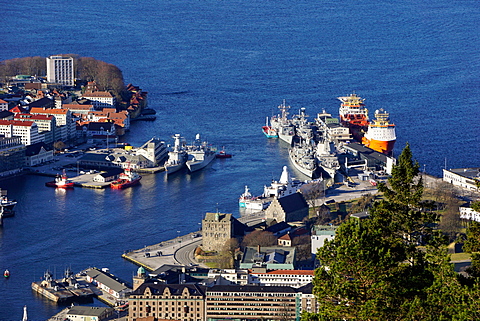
[304,144,459,320]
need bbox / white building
[249,269,314,288]
[46,55,74,86]
[30,107,76,141]
[311,225,338,255]
[459,207,480,223]
[82,91,116,109]
[443,168,480,191]
[0,120,42,146]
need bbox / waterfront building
[239,246,296,270]
[82,91,116,109]
[77,138,168,170]
[264,192,309,223]
[135,137,168,166]
[0,120,42,146]
[443,168,480,192]
[85,268,132,303]
[66,306,114,321]
[46,55,75,87]
[205,285,299,321]
[342,142,395,174]
[0,136,25,177]
[202,212,247,252]
[25,142,54,166]
[127,283,207,321]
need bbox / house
[0,136,25,177]
[264,192,309,223]
[277,227,309,247]
[66,306,114,321]
[25,142,54,166]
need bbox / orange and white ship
[338,93,369,141]
[361,108,396,155]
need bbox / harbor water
[1,0,480,319]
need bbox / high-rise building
[46,56,74,86]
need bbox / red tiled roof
[0,120,35,127]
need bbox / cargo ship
[338,93,369,141]
[361,108,396,155]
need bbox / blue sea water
[1,0,479,319]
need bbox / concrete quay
[122,213,266,271]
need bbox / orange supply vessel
[361,108,396,155]
[338,93,369,141]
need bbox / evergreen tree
[303,144,480,320]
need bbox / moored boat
[0,189,17,217]
[216,146,232,158]
[4,269,9,278]
[361,108,396,155]
[45,170,74,188]
[289,143,319,179]
[239,166,306,210]
[338,93,369,142]
[262,117,278,138]
[270,100,295,146]
[186,134,216,173]
[165,134,188,174]
[111,165,142,189]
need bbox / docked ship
[165,134,188,174]
[239,166,305,210]
[0,189,17,217]
[111,165,142,189]
[270,100,296,146]
[288,142,319,179]
[338,93,369,141]
[186,134,216,173]
[361,108,396,155]
[262,117,278,138]
[45,170,74,188]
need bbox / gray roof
[67,306,113,317]
[242,246,295,265]
[447,168,480,180]
[86,268,131,293]
[277,192,308,213]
